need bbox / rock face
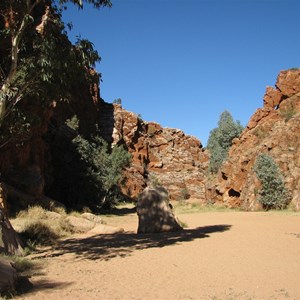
[137,187,183,233]
[0,258,17,294]
[100,104,209,200]
[208,69,300,210]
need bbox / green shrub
[52,131,131,210]
[253,127,268,140]
[113,98,122,105]
[254,154,291,210]
[180,186,190,200]
[207,111,244,173]
[148,174,162,188]
[279,103,297,122]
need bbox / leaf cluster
[0,0,104,144]
[207,110,244,173]
[254,153,291,210]
[52,120,131,210]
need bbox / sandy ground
[16,209,300,300]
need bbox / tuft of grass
[173,200,239,214]
[20,221,59,246]
[177,219,188,228]
[12,206,74,247]
[16,206,46,220]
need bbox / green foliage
[113,98,122,105]
[253,127,268,140]
[0,0,107,143]
[53,130,131,210]
[58,0,112,9]
[279,103,297,122]
[207,110,244,173]
[148,174,162,188]
[65,115,79,130]
[180,186,190,200]
[254,153,291,210]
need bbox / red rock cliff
[102,104,209,200]
[208,69,300,211]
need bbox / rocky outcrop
[137,187,183,233]
[0,258,17,294]
[101,104,209,200]
[208,69,300,210]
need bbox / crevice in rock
[228,188,240,198]
[222,172,228,180]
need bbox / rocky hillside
[98,104,209,200]
[207,69,300,211]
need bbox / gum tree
[0,0,111,126]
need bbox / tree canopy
[207,110,244,173]
[0,0,111,137]
[254,153,291,210]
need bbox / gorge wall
[1,68,300,211]
[208,69,300,210]
[98,104,209,200]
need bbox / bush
[279,103,297,122]
[207,110,244,173]
[52,130,131,210]
[254,154,291,210]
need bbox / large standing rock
[137,187,183,233]
[0,258,17,294]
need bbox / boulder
[65,215,95,233]
[0,258,17,294]
[137,187,183,233]
[81,212,103,224]
[87,224,124,235]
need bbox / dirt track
[17,210,300,300]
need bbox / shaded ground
[16,209,300,300]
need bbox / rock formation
[0,258,17,294]
[208,69,300,210]
[99,104,209,200]
[137,187,183,233]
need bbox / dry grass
[12,206,74,247]
[172,200,238,214]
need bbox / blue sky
[62,0,300,145]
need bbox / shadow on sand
[40,224,232,261]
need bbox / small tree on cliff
[207,110,244,173]
[254,153,291,210]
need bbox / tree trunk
[0,183,24,256]
[0,208,24,256]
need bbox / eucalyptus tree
[207,110,244,173]
[0,0,111,128]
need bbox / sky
[62,0,300,145]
